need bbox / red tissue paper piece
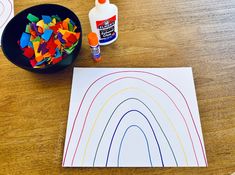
[23,47,35,59]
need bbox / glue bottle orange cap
[88,32,99,46]
[98,0,106,4]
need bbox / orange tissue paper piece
[35,55,43,62]
[38,26,44,34]
[62,32,71,41]
[75,32,80,39]
[62,21,68,30]
[54,39,62,49]
[42,52,51,58]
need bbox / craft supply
[89,0,118,45]
[18,14,80,68]
[63,67,208,167]
[27,13,39,22]
[88,32,101,62]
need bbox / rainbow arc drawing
[63,68,207,167]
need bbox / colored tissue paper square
[42,15,52,24]
[27,13,39,23]
[18,14,81,68]
[29,59,37,67]
[23,47,34,59]
[41,29,53,41]
[67,34,77,44]
[20,32,30,48]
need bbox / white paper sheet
[63,67,207,167]
[0,0,14,46]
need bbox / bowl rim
[1,3,82,72]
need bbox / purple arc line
[63,71,207,166]
[0,0,13,28]
[93,97,178,166]
[117,125,153,167]
[106,110,163,167]
[70,76,198,166]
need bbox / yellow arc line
[81,87,189,165]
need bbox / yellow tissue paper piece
[58,29,76,35]
[52,18,56,24]
[32,41,41,57]
[36,20,45,29]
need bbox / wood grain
[0,0,235,174]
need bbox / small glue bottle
[88,32,101,62]
[89,0,118,45]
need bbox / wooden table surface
[0,0,235,174]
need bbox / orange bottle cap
[98,0,106,4]
[87,32,99,46]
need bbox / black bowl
[1,4,82,73]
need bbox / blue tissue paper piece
[42,15,52,24]
[28,41,33,49]
[55,48,62,58]
[36,59,47,66]
[20,32,30,48]
[41,29,53,41]
[70,19,75,26]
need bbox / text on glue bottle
[89,0,118,46]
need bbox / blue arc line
[118,125,153,167]
[93,98,178,166]
[105,110,164,167]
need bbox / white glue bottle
[89,0,118,46]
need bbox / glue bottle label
[90,44,101,60]
[96,15,116,44]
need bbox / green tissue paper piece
[51,15,61,22]
[48,22,54,27]
[27,13,39,23]
[44,24,49,29]
[32,36,40,42]
[64,41,78,54]
[68,23,73,32]
[65,48,75,54]
[25,24,30,33]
